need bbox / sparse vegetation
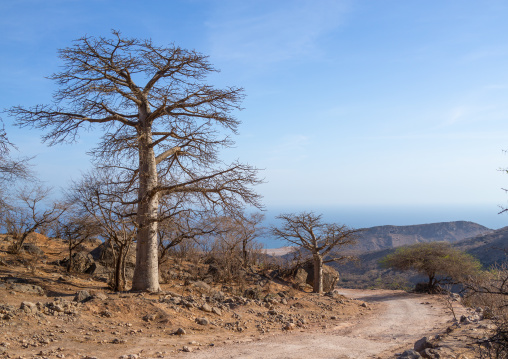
[380,242,482,293]
[465,263,508,358]
[7,31,262,292]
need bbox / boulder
[398,350,422,359]
[74,290,92,302]
[60,252,95,273]
[195,317,209,325]
[295,262,340,292]
[10,283,45,296]
[89,242,136,268]
[20,301,38,314]
[414,337,432,352]
[21,243,44,256]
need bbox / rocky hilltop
[454,226,508,268]
[350,221,492,252]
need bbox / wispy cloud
[206,0,350,65]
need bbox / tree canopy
[7,31,262,291]
[381,242,482,292]
[271,212,358,293]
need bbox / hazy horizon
[260,204,506,248]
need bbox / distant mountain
[350,221,492,252]
[454,226,508,268]
[333,225,507,290]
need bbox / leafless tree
[8,31,262,291]
[4,185,66,253]
[210,212,264,268]
[0,119,31,183]
[0,119,32,216]
[70,169,137,291]
[466,263,508,358]
[54,210,101,272]
[157,208,215,266]
[271,212,358,294]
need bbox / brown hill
[351,221,492,252]
[454,226,508,268]
[334,225,507,290]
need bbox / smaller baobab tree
[271,212,358,294]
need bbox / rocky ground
[0,235,497,359]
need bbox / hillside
[454,226,508,268]
[335,225,508,290]
[350,221,492,252]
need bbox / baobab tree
[8,31,262,292]
[271,212,358,294]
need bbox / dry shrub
[466,264,508,358]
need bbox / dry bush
[466,264,508,358]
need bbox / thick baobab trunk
[132,116,160,292]
[313,254,324,294]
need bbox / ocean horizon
[258,204,506,248]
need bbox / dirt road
[178,289,460,359]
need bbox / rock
[212,307,222,316]
[243,288,261,300]
[195,317,209,325]
[92,292,108,300]
[73,290,92,302]
[111,338,127,344]
[361,303,368,308]
[398,350,422,359]
[90,243,136,268]
[175,328,186,335]
[85,262,109,278]
[52,304,65,313]
[325,289,341,299]
[182,346,192,352]
[201,303,212,313]
[191,281,210,292]
[294,268,308,283]
[421,348,440,359]
[100,310,113,318]
[143,314,156,322]
[20,301,37,314]
[60,252,95,273]
[21,243,44,256]
[296,262,340,292]
[414,337,433,352]
[284,323,296,330]
[120,355,139,359]
[10,283,45,295]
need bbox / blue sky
[2,0,508,230]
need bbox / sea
[257,204,507,248]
